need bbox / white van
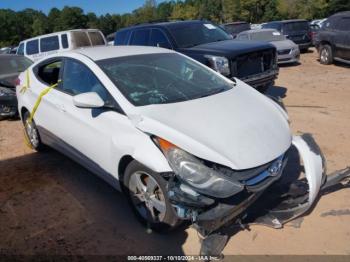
[16,29,107,61]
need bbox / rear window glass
[115,30,130,45]
[40,36,59,52]
[88,31,105,46]
[61,34,69,48]
[26,39,39,55]
[71,31,91,48]
[283,22,309,32]
[262,23,282,31]
[130,29,150,45]
[224,23,250,34]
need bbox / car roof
[222,21,249,25]
[241,28,277,34]
[19,29,102,43]
[118,20,210,31]
[265,19,308,24]
[330,11,350,17]
[72,45,175,61]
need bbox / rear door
[334,16,350,60]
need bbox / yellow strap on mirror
[20,70,30,94]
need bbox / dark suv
[315,11,350,65]
[262,19,311,52]
[114,20,278,91]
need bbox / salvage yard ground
[0,48,350,256]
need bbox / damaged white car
[16,46,349,255]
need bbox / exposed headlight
[0,90,5,96]
[204,55,230,76]
[155,138,243,198]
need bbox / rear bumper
[298,42,311,50]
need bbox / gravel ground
[0,48,350,256]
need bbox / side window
[130,29,150,45]
[336,17,350,31]
[17,43,25,55]
[61,59,110,101]
[149,29,171,48]
[37,60,62,85]
[71,31,91,48]
[115,30,130,45]
[26,39,39,55]
[88,31,105,46]
[61,34,69,48]
[40,36,59,52]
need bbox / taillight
[14,78,21,86]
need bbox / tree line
[0,0,349,47]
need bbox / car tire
[23,111,45,151]
[319,45,333,65]
[123,160,181,232]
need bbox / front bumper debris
[167,133,350,257]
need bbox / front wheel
[319,45,333,65]
[123,160,181,232]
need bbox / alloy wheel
[25,119,39,148]
[128,171,167,223]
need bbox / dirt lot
[1,49,350,256]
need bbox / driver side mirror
[73,92,104,108]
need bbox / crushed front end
[165,133,328,255]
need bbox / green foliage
[0,0,348,48]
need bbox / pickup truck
[114,20,279,92]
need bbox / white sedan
[16,46,324,235]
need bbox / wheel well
[118,155,134,184]
[20,107,29,122]
[320,41,333,50]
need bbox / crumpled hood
[271,40,298,51]
[130,82,292,170]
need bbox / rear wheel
[319,45,333,65]
[123,160,181,232]
[23,111,44,151]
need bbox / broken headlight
[155,138,244,198]
[205,55,230,76]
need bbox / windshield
[97,53,233,106]
[0,56,32,76]
[167,22,231,48]
[250,31,286,41]
[283,22,309,32]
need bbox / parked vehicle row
[114,20,279,92]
